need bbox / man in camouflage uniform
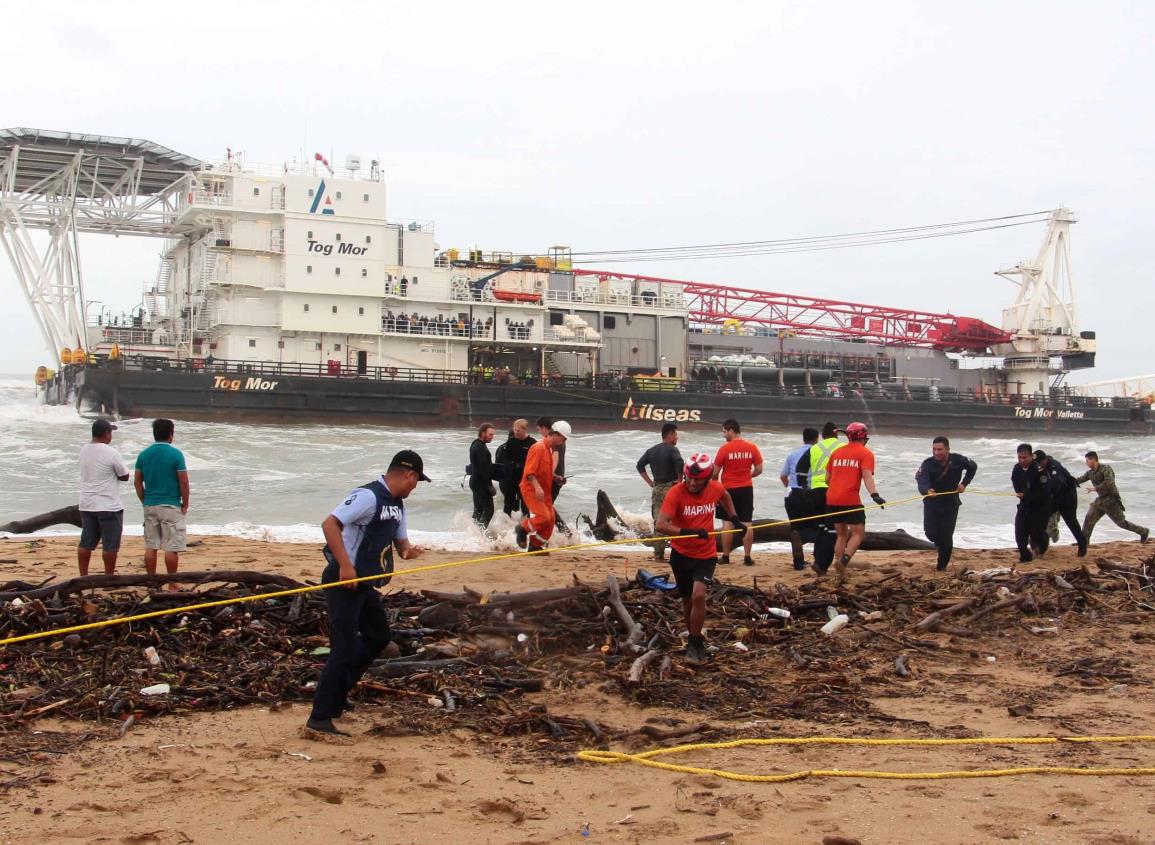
[1074,451,1149,544]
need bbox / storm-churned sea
[1,377,1152,552]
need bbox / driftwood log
[586,490,936,551]
[0,570,305,602]
[606,572,646,652]
[1,505,82,535]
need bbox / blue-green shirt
[135,443,187,506]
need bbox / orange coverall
[519,439,555,549]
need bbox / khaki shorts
[143,505,187,552]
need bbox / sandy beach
[3,535,1155,845]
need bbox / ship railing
[74,355,1151,408]
[544,289,687,310]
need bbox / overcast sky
[3,1,1152,384]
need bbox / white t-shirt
[78,442,129,512]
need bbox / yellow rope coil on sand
[578,735,1155,782]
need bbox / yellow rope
[578,734,1155,782]
[0,489,1015,648]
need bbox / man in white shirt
[78,419,130,575]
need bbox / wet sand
[2,535,1155,844]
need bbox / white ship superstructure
[142,153,691,380]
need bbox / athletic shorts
[828,501,866,525]
[718,486,754,522]
[78,510,124,552]
[143,504,187,552]
[669,549,717,598]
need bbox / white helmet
[551,420,572,439]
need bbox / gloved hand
[692,528,711,540]
[871,492,887,509]
[728,518,747,533]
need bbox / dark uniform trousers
[923,498,960,568]
[1046,490,1086,548]
[810,487,837,572]
[1015,504,1051,559]
[310,584,392,721]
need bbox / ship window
[361,268,368,277]
[335,233,342,241]
[278,339,285,349]
[303,304,310,312]
[335,191,342,200]
[365,235,371,244]
[248,338,257,348]
[252,187,260,197]
[604,315,617,329]
[307,188,315,197]
[363,193,369,202]
[308,231,313,239]
[307,265,313,274]
[315,342,322,351]
[332,305,338,314]
[335,267,341,276]
[549,312,564,326]
[358,307,364,315]
[334,343,342,351]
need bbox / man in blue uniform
[306,450,429,736]
[779,427,819,570]
[1012,443,1051,563]
[915,436,978,571]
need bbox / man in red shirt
[657,453,748,664]
[825,422,886,584]
[516,421,571,552]
[712,418,763,566]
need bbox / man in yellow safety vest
[807,422,843,574]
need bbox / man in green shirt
[134,418,190,583]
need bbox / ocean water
[1,376,1152,553]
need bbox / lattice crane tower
[0,128,200,359]
[994,207,1096,394]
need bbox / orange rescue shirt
[660,480,727,559]
[825,442,875,506]
[714,438,763,489]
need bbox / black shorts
[79,510,124,552]
[828,502,866,525]
[784,488,815,523]
[718,486,754,521]
[669,549,717,598]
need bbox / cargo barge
[4,129,1149,434]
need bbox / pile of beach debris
[2,553,1153,777]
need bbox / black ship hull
[61,365,1153,436]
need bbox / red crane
[573,269,1010,352]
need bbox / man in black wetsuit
[468,423,497,529]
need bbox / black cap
[92,419,117,437]
[1033,449,1048,462]
[389,449,430,482]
